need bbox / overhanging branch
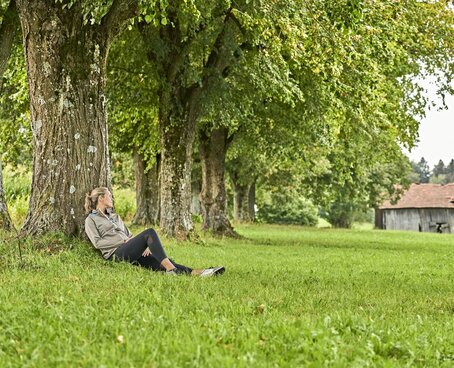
[101,0,138,44]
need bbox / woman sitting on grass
[84,187,225,277]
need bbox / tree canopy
[1,0,453,234]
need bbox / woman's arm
[84,216,114,249]
[116,214,133,238]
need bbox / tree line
[0,0,453,237]
[410,158,454,185]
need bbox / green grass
[1,224,454,367]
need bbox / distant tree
[406,168,421,184]
[256,190,318,227]
[446,160,454,183]
[433,160,446,177]
[318,144,412,228]
[412,157,431,183]
[447,160,454,176]
[430,158,454,184]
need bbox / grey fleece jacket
[85,210,133,259]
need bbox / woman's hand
[142,247,151,257]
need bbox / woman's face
[98,190,113,209]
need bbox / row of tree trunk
[132,126,257,236]
[0,1,254,237]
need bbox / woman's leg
[136,256,193,274]
[113,228,175,270]
[171,261,192,274]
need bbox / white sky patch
[403,77,454,167]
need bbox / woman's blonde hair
[84,187,109,214]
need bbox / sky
[404,79,454,168]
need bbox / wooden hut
[375,183,454,233]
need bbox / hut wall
[382,208,454,233]
[383,209,420,231]
[419,208,454,233]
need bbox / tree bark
[230,170,256,223]
[0,159,13,231]
[199,126,236,236]
[191,172,201,216]
[132,150,160,226]
[158,86,199,239]
[247,177,257,222]
[16,0,137,235]
[233,182,250,222]
[0,0,19,231]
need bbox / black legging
[112,228,192,274]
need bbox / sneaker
[199,266,225,277]
[166,268,184,276]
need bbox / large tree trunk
[16,0,136,235]
[199,126,236,236]
[233,182,250,222]
[158,86,199,239]
[0,0,19,231]
[247,177,257,222]
[230,170,256,223]
[132,150,160,226]
[138,8,235,239]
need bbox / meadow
[1,223,454,367]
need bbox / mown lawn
[1,224,454,367]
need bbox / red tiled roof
[379,183,454,209]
